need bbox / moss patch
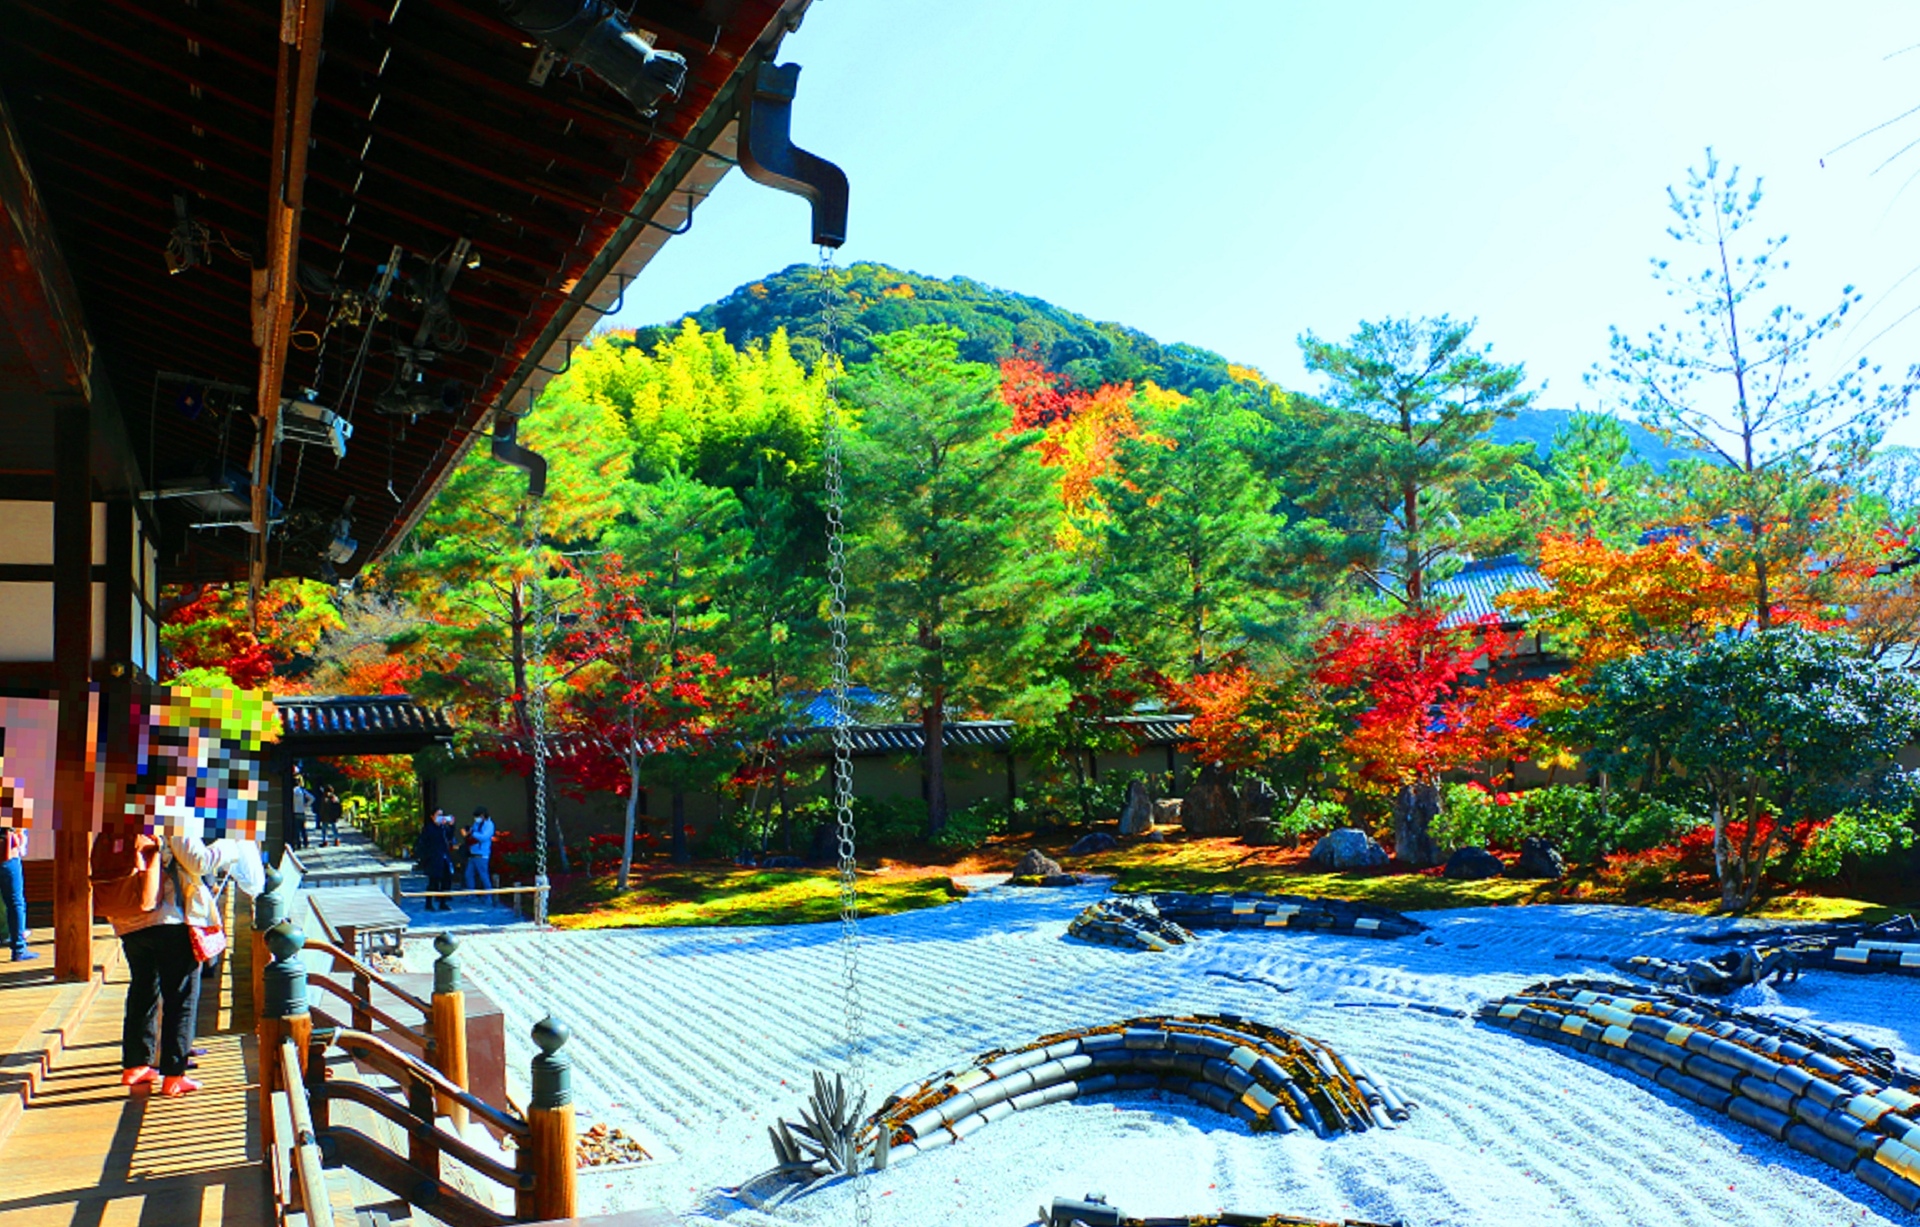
[547,830,1911,929]
[550,866,960,930]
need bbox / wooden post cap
[530,1015,572,1108]
[433,932,462,995]
[253,869,290,930]
[263,921,309,1019]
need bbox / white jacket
[112,836,265,935]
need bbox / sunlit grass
[550,866,961,929]
[548,830,1912,929]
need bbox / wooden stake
[430,934,468,1128]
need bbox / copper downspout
[251,0,327,622]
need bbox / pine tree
[1098,386,1289,679]
[1288,316,1536,609]
[842,325,1079,836]
[607,472,750,862]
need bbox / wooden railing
[266,1036,338,1227]
[257,920,577,1224]
[254,864,474,1117]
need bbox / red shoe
[121,1066,157,1088]
[161,1075,201,1097]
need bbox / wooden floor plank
[0,935,272,1227]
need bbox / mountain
[1487,408,1703,472]
[633,261,1239,397]
[637,263,1701,470]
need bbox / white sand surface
[442,884,1919,1225]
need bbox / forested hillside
[632,261,1241,397]
[640,261,1692,468]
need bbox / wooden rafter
[250,0,327,620]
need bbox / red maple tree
[1313,609,1537,801]
[557,554,731,886]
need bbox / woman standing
[414,809,457,912]
[115,834,263,1096]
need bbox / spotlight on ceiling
[278,398,353,460]
[497,0,688,116]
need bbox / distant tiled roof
[275,694,454,754]
[790,686,893,727]
[1428,555,1547,629]
[780,714,1192,757]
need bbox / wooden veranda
[0,0,850,1219]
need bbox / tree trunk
[671,786,689,864]
[1711,798,1744,912]
[923,693,949,838]
[778,771,792,853]
[1392,780,1443,868]
[618,750,641,891]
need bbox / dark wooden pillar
[53,395,93,981]
[105,501,132,665]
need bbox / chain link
[819,245,873,1225]
[526,506,553,929]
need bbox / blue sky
[613,1,1920,444]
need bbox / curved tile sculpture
[1479,978,1920,1213]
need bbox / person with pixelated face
[136,713,263,844]
[113,696,266,1098]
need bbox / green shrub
[1509,785,1702,865]
[1789,806,1916,884]
[851,795,930,851]
[935,797,1009,850]
[1267,797,1345,845]
[1434,783,1532,850]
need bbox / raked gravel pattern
[437,883,1920,1226]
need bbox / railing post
[525,1015,576,1222]
[408,1072,441,1185]
[250,864,289,1020]
[430,932,469,1129]
[257,921,312,1156]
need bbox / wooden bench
[307,885,411,959]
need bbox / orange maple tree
[1499,532,1746,676]
[998,351,1151,539]
[159,580,340,690]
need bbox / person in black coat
[413,809,457,912]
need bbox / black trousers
[426,869,453,910]
[121,924,202,1076]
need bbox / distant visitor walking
[291,777,314,851]
[415,809,457,911]
[316,786,342,847]
[463,806,495,894]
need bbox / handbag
[187,920,228,963]
[166,858,228,964]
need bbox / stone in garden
[1012,848,1065,878]
[1068,832,1119,856]
[1152,798,1182,827]
[1442,846,1505,880]
[1237,777,1277,823]
[1241,819,1276,846]
[1307,828,1389,871]
[1180,773,1239,835]
[1507,837,1565,880]
[760,854,803,870]
[1119,779,1155,836]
